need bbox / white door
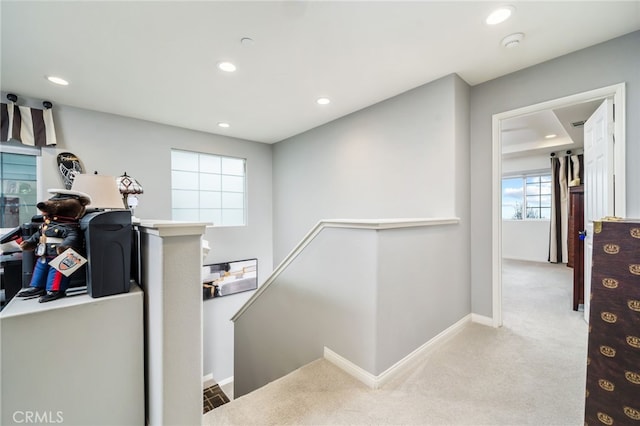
[582,98,615,323]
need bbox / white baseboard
[324,347,378,388]
[202,373,214,386]
[202,374,234,400]
[217,376,234,387]
[218,377,234,401]
[471,313,494,327]
[203,374,233,387]
[325,314,471,389]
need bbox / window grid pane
[1,153,38,227]
[171,150,246,226]
[502,177,524,220]
[502,174,552,221]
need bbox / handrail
[231,217,460,321]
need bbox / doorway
[491,83,626,327]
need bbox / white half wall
[502,220,551,263]
[233,220,466,397]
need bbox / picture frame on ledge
[202,258,257,300]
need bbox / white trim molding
[324,314,471,389]
[491,83,626,328]
[202,373,214,385]
[138,220,210,237]
[216,376,234,388]
[471,313,494,327]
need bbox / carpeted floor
[204,259,588,425]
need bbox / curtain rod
[550,150,574,157]
[6,93,53,109]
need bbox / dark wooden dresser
[584,219,640,425]
[568,185,584,310]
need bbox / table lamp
[116,172,144,217]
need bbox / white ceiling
[1,1,639,144]
[501,99,603,158]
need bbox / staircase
[231,217,470,398]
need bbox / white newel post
[138,220,208,426]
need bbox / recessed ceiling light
[545,134,557,139]
[46,75,69,86]
[217,122,230,128]
[217,62,237,73]
[486,6,514,25]
[316,97,331,105]
[502,32,524,48]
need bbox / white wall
[502,220,550,263]
[22,103,273,384]
[502,154,549,176]
[470,31,640,317]
[1,286,144,426]
[272,74,468,263]
[501,154,551,262]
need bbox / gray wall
[470,31,640,317]
[272,74,470,264]
[203,290,253,383]
[17,103,274,382]
[376,223,467,372]
[237,71,471,395]
[234,223,466,397]
[234,228,378,397]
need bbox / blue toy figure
[15,189,91,303]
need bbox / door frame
[491,83,626,327]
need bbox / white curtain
[549,154,583,263]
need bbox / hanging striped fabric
[548,154,584,263]
[1,102,57,146]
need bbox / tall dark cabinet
[568,185,584,310]
[584,219,640,425]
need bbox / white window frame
[501,172,552,221]
[170,149,246,227]
[0,144,42,229]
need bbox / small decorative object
[116,172,144,217]
[14,189,91,303]
[56,152,84,190]
[202,259,257,300]
[49,247,87,277]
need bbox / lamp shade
[71,174,124,210]
[116,172,144,195]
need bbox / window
[171,150,246,226]
[1,151,39,228]
[502,174,551,220]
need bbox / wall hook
[7,93,18,103]
[43,101,53,109]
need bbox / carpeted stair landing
[203,260,587,425]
